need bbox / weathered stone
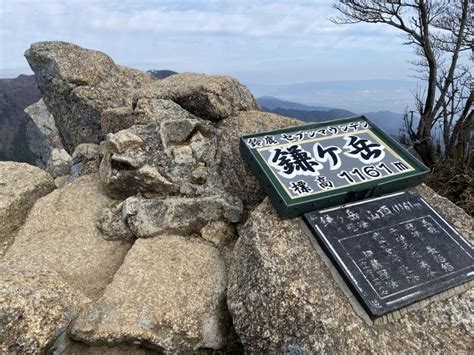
[96,201,136,242]
[191,165,209,185]
[3,175,131,300]
[54,175,69,189]
[69,143,101,182]
[98,194,242,239]
[47,147,71,177]
[135,72,259,121]
[70,235,230,352]
[201,221,238,268]
[99,123,177,199]
[101,98,198,134]
[25,98,71,176]
[218,111,302,212]
[227,198,474,353]
[0,263,88,354]
[0,162,55,256]
[101,106,135,135]
[25,41,154,152]
[200,221,237,250]
[99,118,219,199]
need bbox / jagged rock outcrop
[0,162,55,256]
[6,41,472,354]
[217,111,301,212]
[70,235,230,352]
[0,264,88,354]
[25,42,258,154]
[24,41,155,152]
[99,116,220,199]
[227,197,474,353]
[25,99,71,176]
[3,175,131,300]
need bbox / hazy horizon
[0,0,426,113]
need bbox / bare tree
[332,0,472,167]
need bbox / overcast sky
[0,0,418,85]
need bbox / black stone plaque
[304,191,474,318]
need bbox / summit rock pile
[1,41,472,354]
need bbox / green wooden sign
[240,115,430,219]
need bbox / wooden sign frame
[240,115,429,218]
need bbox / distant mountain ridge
[147,69,178,79]
[257,96,331,111]
[0,74,39,163]
[263,106,356,123]
[249,79,418,113]
[257,96,407,137]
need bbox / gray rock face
[227,198,474,353]
[98,194,242,240]
[4,175,131,300]
[135,72,259,122]
[99,116,220,199]
[24,41,155,152]
[68,143,101,182]
[0,263,88,354]
[25,99,71,176]
[217,111,302,213]
[0,162,55,256]
[70,235,230,352]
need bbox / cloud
[0,0,414,83]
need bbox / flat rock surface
[3,175,131,300]
[0,263,88,354]
[0,161,55,256]
[70,235,229,353]
[227,197,474,353]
